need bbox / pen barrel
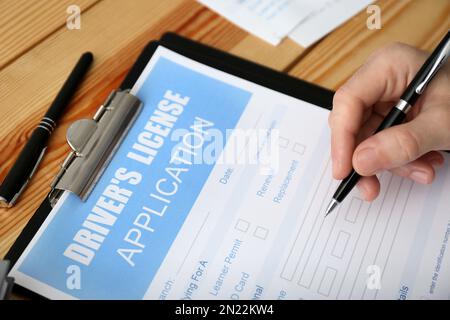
[333,170,361,203]
[0,127,50,205]
[375,106,407,133]
[44,52,93,124]
[333,106,407,203]
[400,31,450,105]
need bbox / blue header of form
[18,55,251,299]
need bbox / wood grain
[289,0,450,90]
[0,0,99,69]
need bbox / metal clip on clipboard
[48,90,142,207]
[0,260,14,300]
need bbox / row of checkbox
[279,137,306,155]
[235,219,269,240]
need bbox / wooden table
[0,0,449,269]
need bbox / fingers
[353,106,450,176]
[330,90,362,179]
[330,43,427,179]
[355,151,444,201]
[389,151,444,183]
[330,43,447,203]
[356,176,380,201]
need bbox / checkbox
[253,226,269,240]
[279,136,290,149]
[235,219,250,233]
[292,142,306,155]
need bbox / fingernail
[357,183,368,200]
[355,148,378,174]
[430,157,444,168]
[410,170,430,184]
[332,159,341,178]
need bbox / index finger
[329,43,427,179]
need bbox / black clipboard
[5,32,334,298]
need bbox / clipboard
[5,33,334,298]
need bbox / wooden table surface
[0,0,449,263]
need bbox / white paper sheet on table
[198,0,324,45]
[289,0,373,47]
[198,0,372,47]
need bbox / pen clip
[415,40,450,94]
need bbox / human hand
[329,42,450,201]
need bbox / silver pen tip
[325,199,339,217]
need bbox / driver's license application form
[9,46,450,300]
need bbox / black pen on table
[325,31,450,217]
[0,52,93,207]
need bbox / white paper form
[289,0,373,47]
[198,0,323,45]
[140,51,450,300]
[10,47,450,300]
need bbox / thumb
[353,107,450,176]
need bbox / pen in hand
[0,52,93,207]
[325,31,450,216]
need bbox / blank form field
[345,198,363,223]
[331,231,350,259]
[292,142,306,155]
[318,267,338,297]
[235,219,250,233]
[279,136,290,149]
